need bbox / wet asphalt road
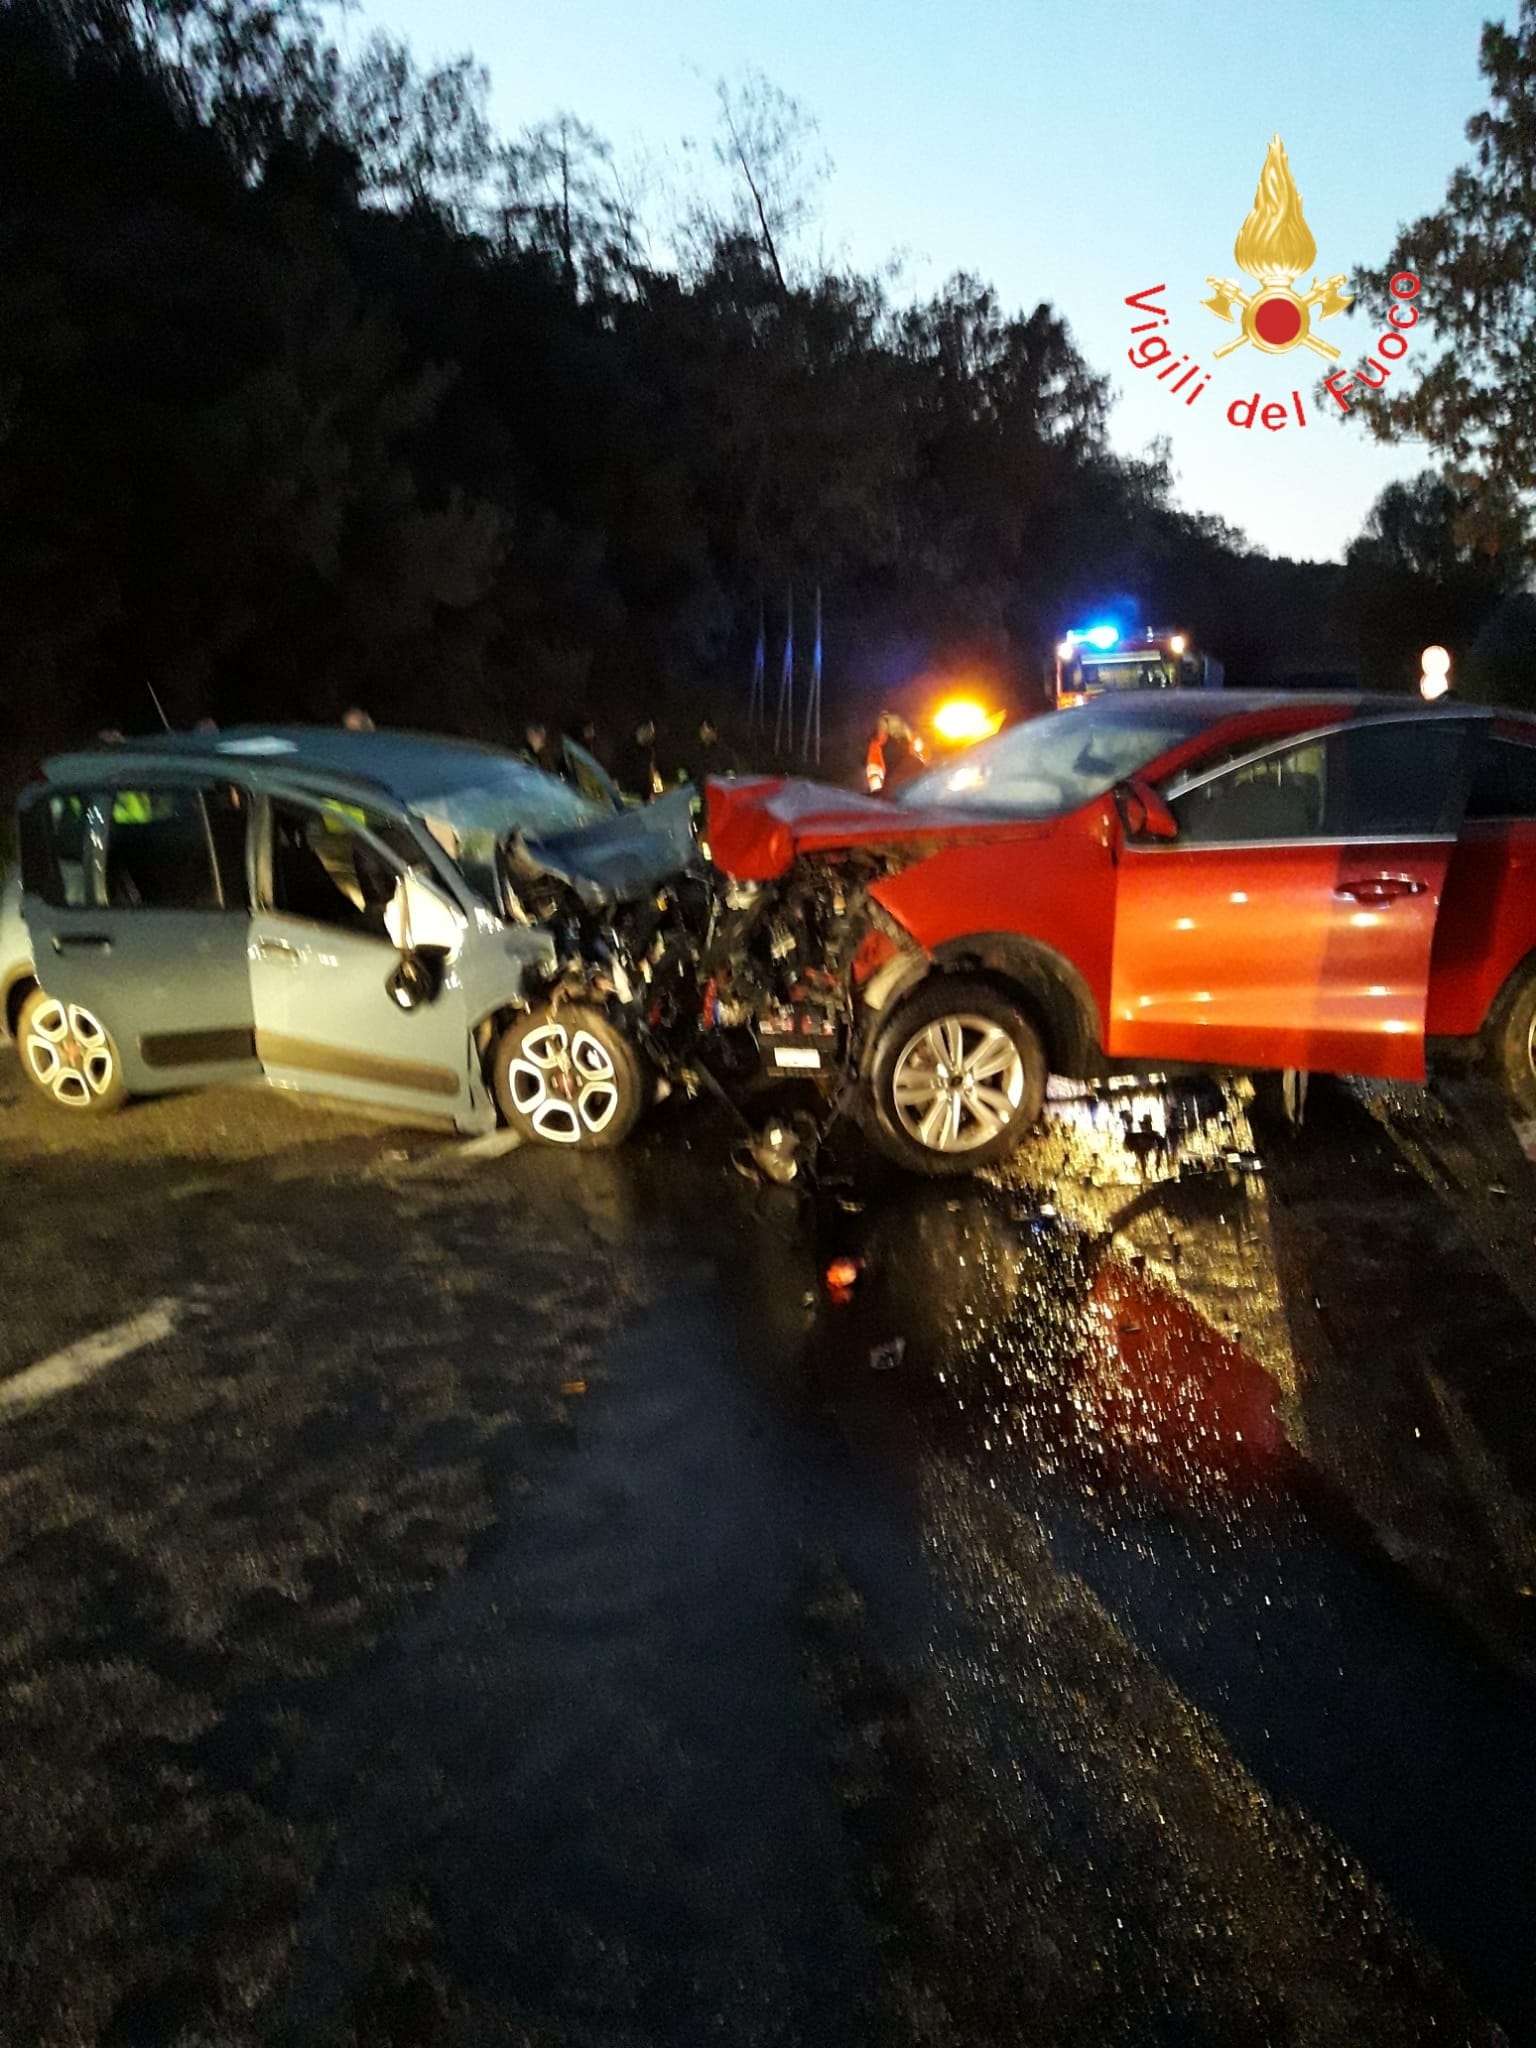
[2,1053,1536,2046]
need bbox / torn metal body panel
[514,785,698,907]
[499,795,713,1082]
[703,775,1020,883]
[503,776,894,1110]
[456,924,561,1031]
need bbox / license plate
[772,1046,823,1070]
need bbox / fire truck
[1052,626,1223,708]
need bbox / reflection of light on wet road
[810,1076,1536,2040]
[1077,1259,1288,1491]
[814,1075,1302,1513]
[1019,1075,1304,1458]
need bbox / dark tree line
[1339,0,1536,705]
[0,0,1524,784]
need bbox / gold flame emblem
[1203,136,1351,359]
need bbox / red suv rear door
[1427,720,1536,1037]
[1109,716,1470,1080]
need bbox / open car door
[248,792,489,1130]
[1110,716,1471,1081]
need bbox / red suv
[703,693,1536,1174]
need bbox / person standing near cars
[562,715,605,775]
[521,721,557,775]
[865,711,893,792]
[688,716,740,784]
[620,719,664,800]
[879,727,924,795]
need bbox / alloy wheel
[23,998,117,1108]
[506,1021,621,1144]
[890,1012,1026,1154]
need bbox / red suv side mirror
[1114,777,1179,842]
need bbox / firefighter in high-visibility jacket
[865,712,926,794]
[865,713,893,793]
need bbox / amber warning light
[932,698,1005,744]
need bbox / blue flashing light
[1082,623,1120,651]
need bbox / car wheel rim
[890,1013,1024,1154]
[1526,1013,1536,1087]
[24,999,116,1108]
[508,1022,620,1144]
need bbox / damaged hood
[515,784,699,906]
[704,775,1033,881]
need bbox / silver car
[1,727,697,1145]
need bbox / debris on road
[734,1116,812,1186]
[825,1256,863,1303]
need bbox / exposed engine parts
[694,854,899,1088]
[501,829,909,1120]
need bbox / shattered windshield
[408,772,607,907]
[896,699,1223,817]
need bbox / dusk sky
[367,0,1494,565]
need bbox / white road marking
[0,1299,180,1416]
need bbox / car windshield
[394,764,607,906]
[896,699,1224,816]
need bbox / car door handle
[52,934,112,953]
[1333,876,1428,903]
[256,936,299,962]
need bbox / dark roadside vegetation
[3,0,1536,810]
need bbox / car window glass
[1324,720,1464,837]
[898,699,1222,816]
[20,793,94,908]
[1161,734,1286,795]
[1466,735,1536,821]
[105,787,244,910]
[1169,721,1464,846]
[1170,738,1327,843]
[269,799,402,937]
[313,798,425,869]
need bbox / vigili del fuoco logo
[1202,134,1352,361]
[1123,134,1424,432]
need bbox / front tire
[865,977,1045,1176]
[1491,964,1536,1118]
[17,986,128,1114]
[492,1002,645,1150]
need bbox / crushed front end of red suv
[692,693,1536,1175]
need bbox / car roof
[39,724,560,811]
[1081,690,1513,727]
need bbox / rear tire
[492,1002,645,1150]
[17,986,129,1114]
[1491,965,1536,1118]
[865,976,1046,1176]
